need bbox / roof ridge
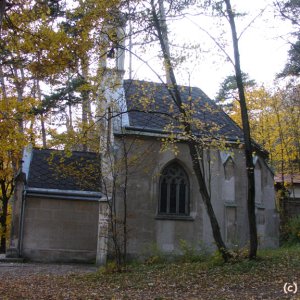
[32,147,100,156]
[124,79,205,93]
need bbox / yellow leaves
[25,30,76,78]
[4,96,36,112]
[47,120,101,153]
[77,82,92,93]
[1,246,299,299]
[230,86,300,173]
[139,96,155,111]
[4,0,113,83]
[0,95,36,173]
[160,133,180,156]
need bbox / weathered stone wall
[114,135,279,259]
[256,158,279,248]
[113,136,202,258]
[21,197,100,263]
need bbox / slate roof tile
[124,80,244,141]
[27,149,101,192]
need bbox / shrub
[144,243,167,265]
[178,240,209,263]
[285,215,300,245]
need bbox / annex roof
[123,80,244,141]
[26,148,102,194]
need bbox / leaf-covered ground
[0,246,300,300]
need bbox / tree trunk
[188,141,230,261]
[224,0,257,259]
[121,137,128,266]
[81,55,91,152]
[0,182,8,253]
[37,79,47,148]
[0,65,7,102]
[12,62,25,176]
[0,0,5,34]
[40,114,47,148]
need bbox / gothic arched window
[223,157,235,202]
[224,157,234,181]
[159,162,189,215]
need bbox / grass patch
[89,245,300,295]
[91,245,300,281]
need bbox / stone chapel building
[7,76,279,263]
[7,19,279,263]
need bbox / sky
[126,0,295,99]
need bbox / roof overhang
[25,187,104,202]
[114,126,269,157]
[115,125,243,145]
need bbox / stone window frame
[157,160,190,219]
[222,154,236,203]
[224,156,235,181]
[224,202,238,245]
[254,157,263,205]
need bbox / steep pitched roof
[123,80,244,141]
[27,148,102,192]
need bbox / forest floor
[0,246,299,300]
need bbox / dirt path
[0,261,98,278]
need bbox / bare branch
[186,16,235,66]
[238,5,268,40]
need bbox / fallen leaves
[0,246,300,299]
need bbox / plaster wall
[115,136,279,258]
[114,136,202,257]
[258,158,279,248]
[288,184,300,198]
[21,197,99,263]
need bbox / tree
[1,0,126,257]
[278,35,300,78]
[190,0,259,259]
[229,87,275,153]
[230,84,300,191]
[125,0,266,262]
[0,0,7,34]
[275,0,300,78]
[275,0,300,27]
[0,95,36,253]
[216,72,256,111]
[145,0,232,262]
[223,0,258,259]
